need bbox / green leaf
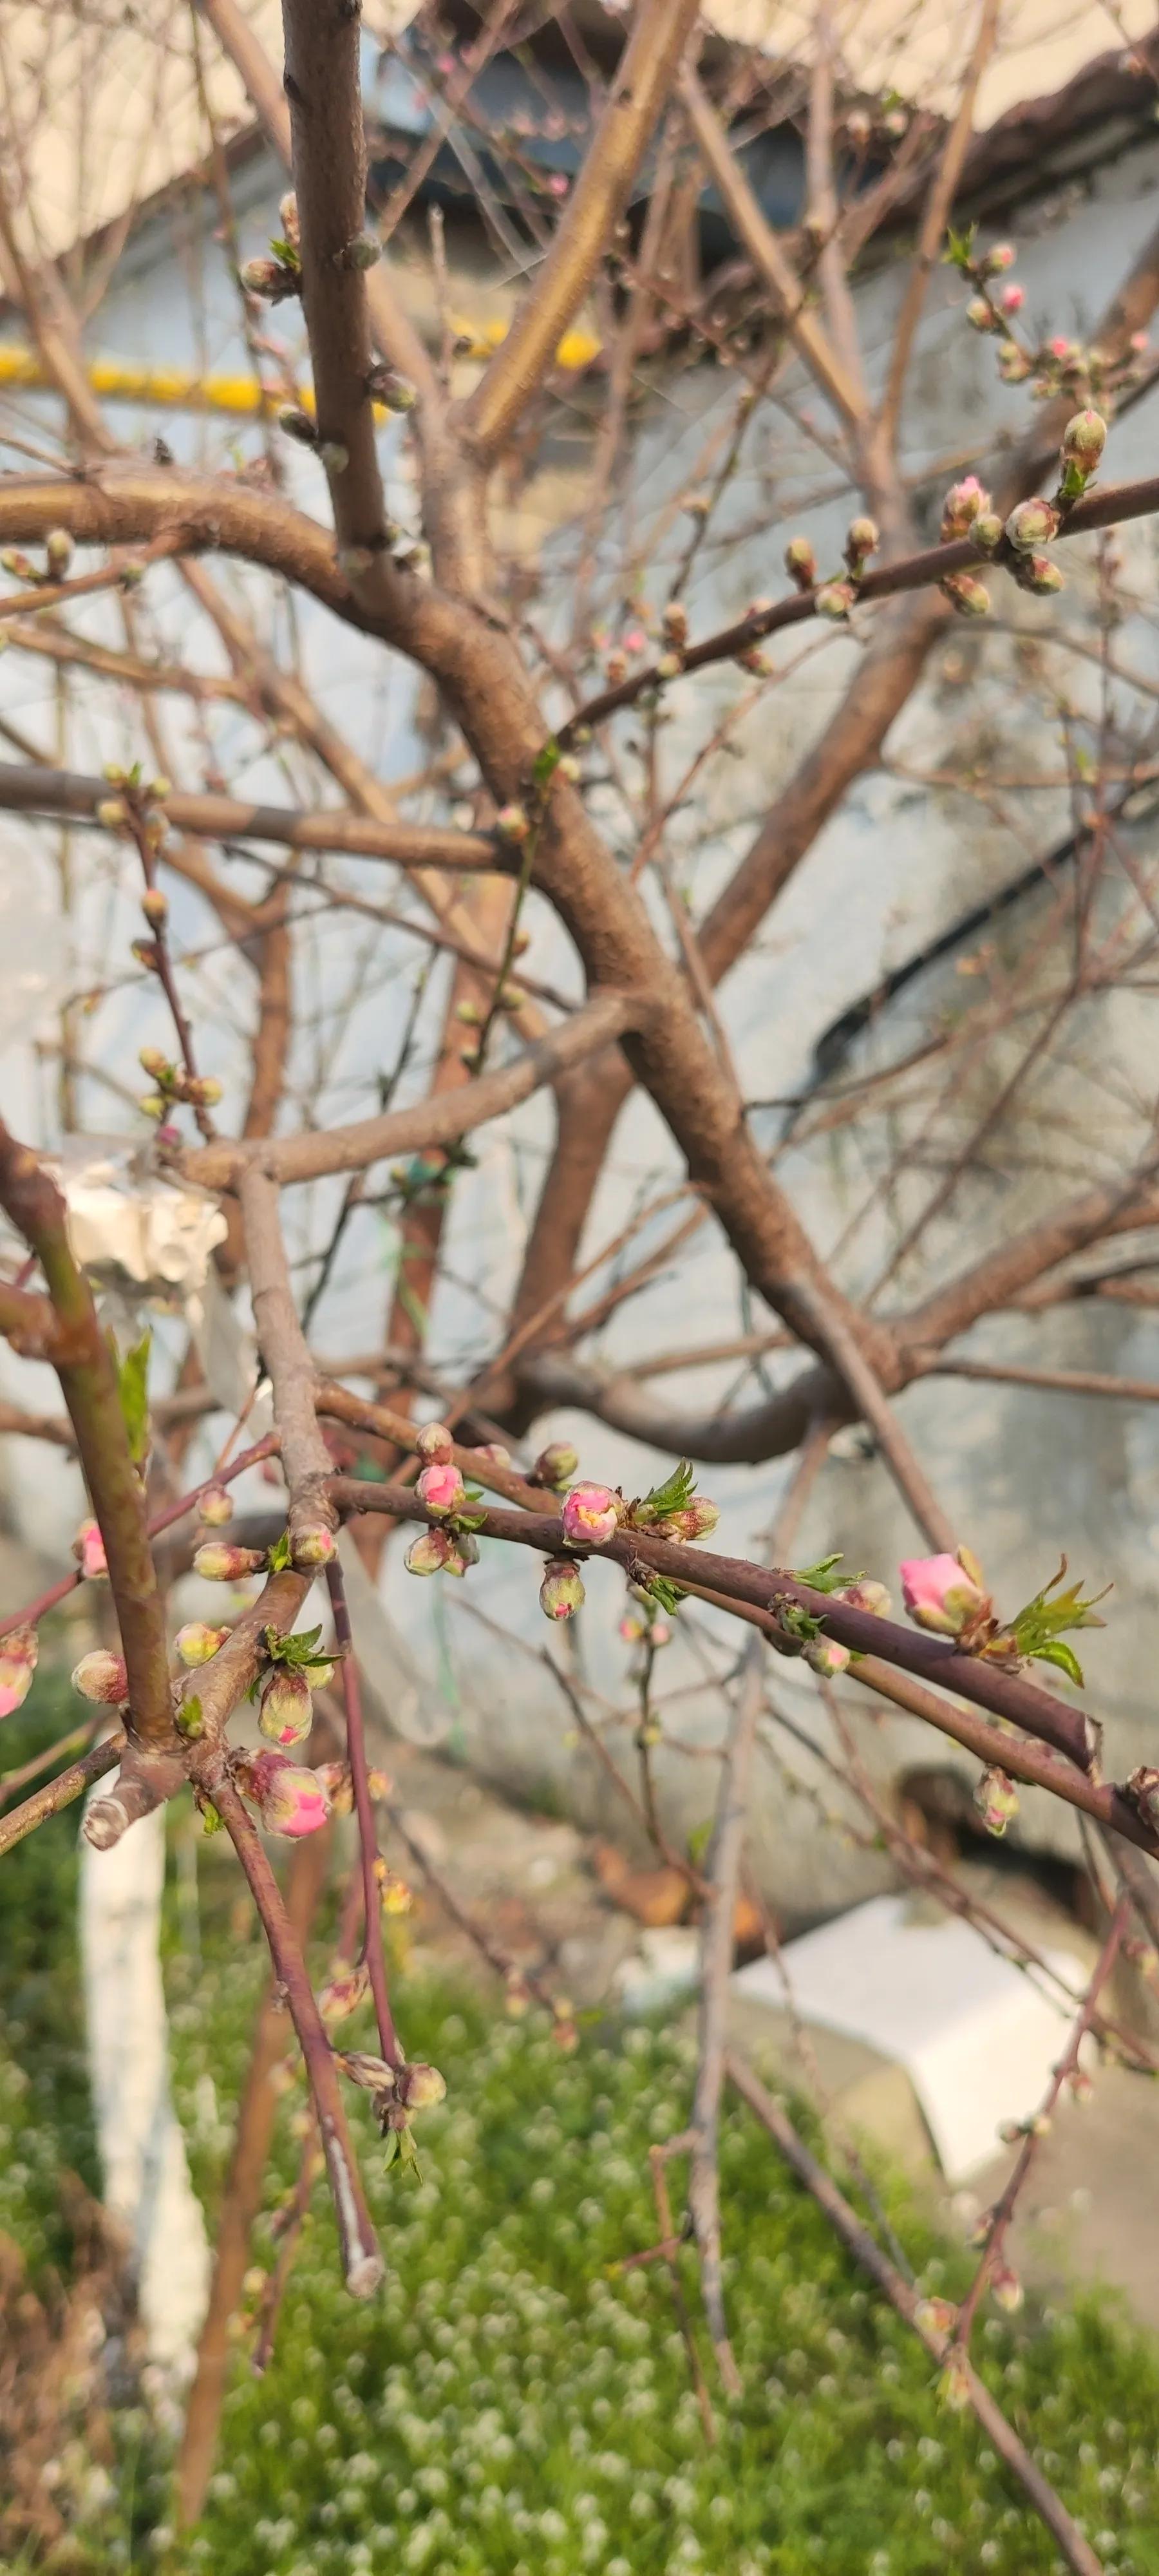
[634,1458,695,1525]
[269,236,301,269]
[791,1555,862,1596]
[532,737,561,787]
[267,1529,293,1573]
[1032,1638,1085,1687]
[1005,1558,1108,1671]
[943,220,978,270]
[382,2129,399,2169]
[777,1601,822,1644]
[111,1327,152,1465]
[637,1573,686,1616]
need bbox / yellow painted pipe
[0,323,602,420]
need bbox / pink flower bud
[293,1523,337,1567]
[73,1519,107,1580]
[534,1441,579,1488]
[900,1550,988,1636]
[239,254,285,296]
[623,625,648,656]
[1130,329,1150,354]
[258,1666,314,1747]
[415,1421,454,1465]
[941,571,991,618]
[175,1622,229,1666]
[1017,553,1064,595]
[193,1542,267,1582]
[806,1637,851,1678]
[71,1649,128,1704]
[405,1527,454,1576]
[1005,496,1060,552]
[916,2295,958,2336]
[1000,281,1024,313]
[1060,407,1106,470]
[397,2061,446,2111]
[1049,333,1077,362]
[974,1765,1019,1837]
[665,1497,721,1542]
[317,1960,370,2023]
[992,2266,1024,2313]
[619,1613,645,1643]
[560,1482,620,1545]
[496,802,529,844]
[970,512,1004,553]
[815,580,855,620]
[784,535,817,588]
[416,1460,466,1516]
[0,1624,37,1718]
[235,1749,330,1838]
[940,476,988,538]
[983,242,1016,274]
[540,1557,586,1620]
[838,1579,891,1617]
[198,1484,233,1526]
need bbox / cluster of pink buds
[235,1748,330,1838]
[900,1549,991,1642]
[0,1624,38,1717]
[71,1650,128,1705]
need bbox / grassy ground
[3,1679,1159,2574]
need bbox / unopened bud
[938,2358,972,2412]
[665,1497,719,1542]
[974,1765,1019,1837]
[138,1046,170,1081]
[557,752,581,782]
[71,1649,128,1703]
[73,1519,107,1580]
[845,515,878,562]
[278,190,299,245]
[141,888,168,925]
[966,296,997,332]
[444,1534,478,1577]
[0,1624,38,1717]
[991,2265,1023,2313]
[278,404,318,446]
[193,1542,266,1582]
[940,475,988,539]
[319,442,350,475]
[838,1578,891,1617]
[235,1749,330,1839]
[806,1636,851,1678]
[942,571,991,618]
[815,580,856,620]
[655,650,683,681]
[415,1421,454,1465]
[1000,281,1024,314]
[187,1075,222,1108]
[495,802,529,844]
[318,1960,370,2023]
[540,1557,586,1621]
[1016,552,1064,596]
[335,233,381,270]
[1060,406,1106,471]
[970,512,1004,553]
[998,342,1033,383]
[561,1482,620,1545]
[416,1461,466,1516]
[1005,496,1060,552]
[365,363,417,411]
[784,535,816,588]
[533,1441,578,1488]
[45,528,73,573]
[398,2061,446,2111]
[505,1967,531,2018]
[96,798,127,829]
[175,1622,229,1666]
[240,255,285,296]
[405,1527,454,1577]
[259,1665,314,1748]
[983,242,1016,275]
[662,601,688,647]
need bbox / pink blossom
[900,1551,987,1636]
[0,1624,37,1718]
[1049,334,1075,361]
[73,1519,107,1580]
[547,172,569,197]
[1000,282,1024,313]
[416,1459,466,1516]
[560,1482,619,1545]
[236,1749,330,1838]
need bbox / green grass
[3,1680,1159,2574]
